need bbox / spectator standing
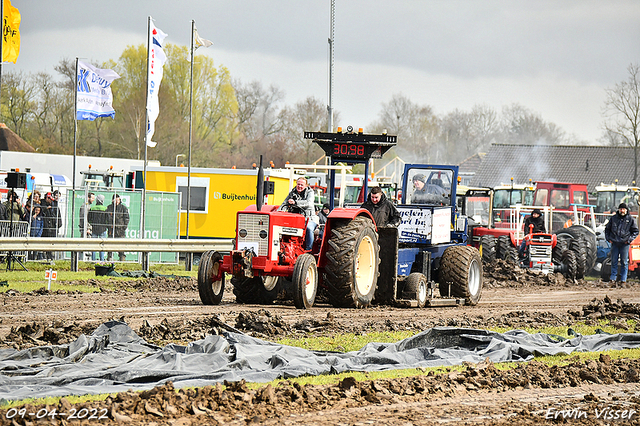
[79,192,95,237]
[29,204,44,260]
[3,190,25,223]
[0,195,7,221]
[106,194,130,261]
[88,194,108,261]
[22,190,41,222]
[361,186,402,228]
[605,203,639,283]
[41,192,62,260]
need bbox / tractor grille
[529,245,552,258]
[237,213,269,256]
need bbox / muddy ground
[1,260,640,425]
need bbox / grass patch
[277,330,416,353]
[276,320,637,353]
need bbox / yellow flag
[2,0,21,63]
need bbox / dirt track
[1,262,640,424]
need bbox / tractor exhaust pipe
[256,155,264,211]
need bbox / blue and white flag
[76,61,120,121]
[146,21,168,148]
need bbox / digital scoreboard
[304,128,397,162]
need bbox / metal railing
[0,237,233,253]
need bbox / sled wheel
[561,249,577,279]
[197,251,225,305]
[292,253,318,309]
[324,216,380,308]
[479,235,497,263]
[402,272,428,308]
[438,245,483,305]
[232,275,279,304]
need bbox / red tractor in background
[470,180,597,279]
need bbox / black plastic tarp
[1,321,640,402]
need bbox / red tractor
[470,180,597,279]
[197,130,397,309]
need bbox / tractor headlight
[259,230,268,239]
[239,229,247,238]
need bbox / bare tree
[500,103,565,145]
[280,96,331,165]
[1,70,36,136]
[603,63,640,182]
[370,93,439,162]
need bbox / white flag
[146,21,168,147]
[76,61,120,121]
[195,28,213,49]
[187,27,213,61]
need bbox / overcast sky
[9,0,640,143]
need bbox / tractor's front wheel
[438,245,483,305]
[197,251,225,305]
[292,253,318,309]
[324,216,380,308]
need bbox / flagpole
[141,16,151,270]
[185,20,195,270]
[71,57,79,271]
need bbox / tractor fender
[326,207,374,221]
[323,207,375,242]
[317,208,376,270]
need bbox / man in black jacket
[361,186,401,228]
[106,194,130,261]
[605,203,639,283]
[519,208,546,258]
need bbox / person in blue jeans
[29,204,44,260]
[279,177,317,251]
[605,202,639,283]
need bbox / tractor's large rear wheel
[556,225,597,274]
[232,275,279,304]
[561,249,578,280]
[497,235,511,259]
[438,245,483,305]
[324,216,380,308]
[292,253,318,309]
[479,235,497,263]
[570,238,587,278]
[197,250,225,305]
